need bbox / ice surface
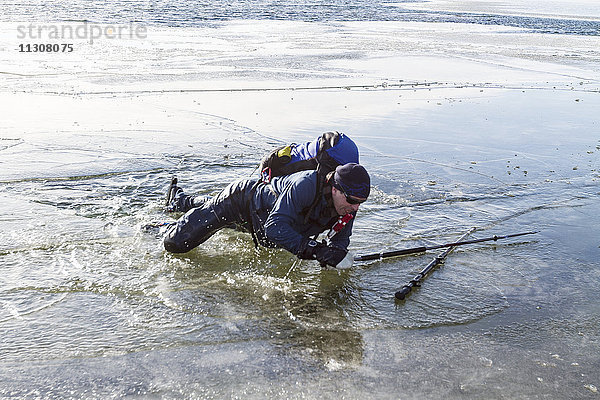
[1,9,599,399]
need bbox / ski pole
[394,227,476,300]
[354,230,538,262]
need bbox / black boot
[165,176,183,212]
[166,177,210,213]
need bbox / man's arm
[264,174,354,268]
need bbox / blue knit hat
[333,163,370,199]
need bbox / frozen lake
[1,1,599,398]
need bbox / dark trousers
[163,179,257,253]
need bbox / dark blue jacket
[251,170,354,255]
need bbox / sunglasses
[344,192,367,205]
[334,183,367,205]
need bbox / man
[163,163,370,269]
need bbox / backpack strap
[302,170,335,224]
[327,213,354,240]
[298,132,341,223]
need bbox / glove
[297,238,347,268]
[297,238,321,260]
[314,244,347,268]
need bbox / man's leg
[163,178,256,253]
[170,191,211,213]
[163,204,227,253]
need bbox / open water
[1,1,599,398]
[3,0,600,35]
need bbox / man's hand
[314,244,347,267]
[298,238,347,268]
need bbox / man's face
[331,186,366,215]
